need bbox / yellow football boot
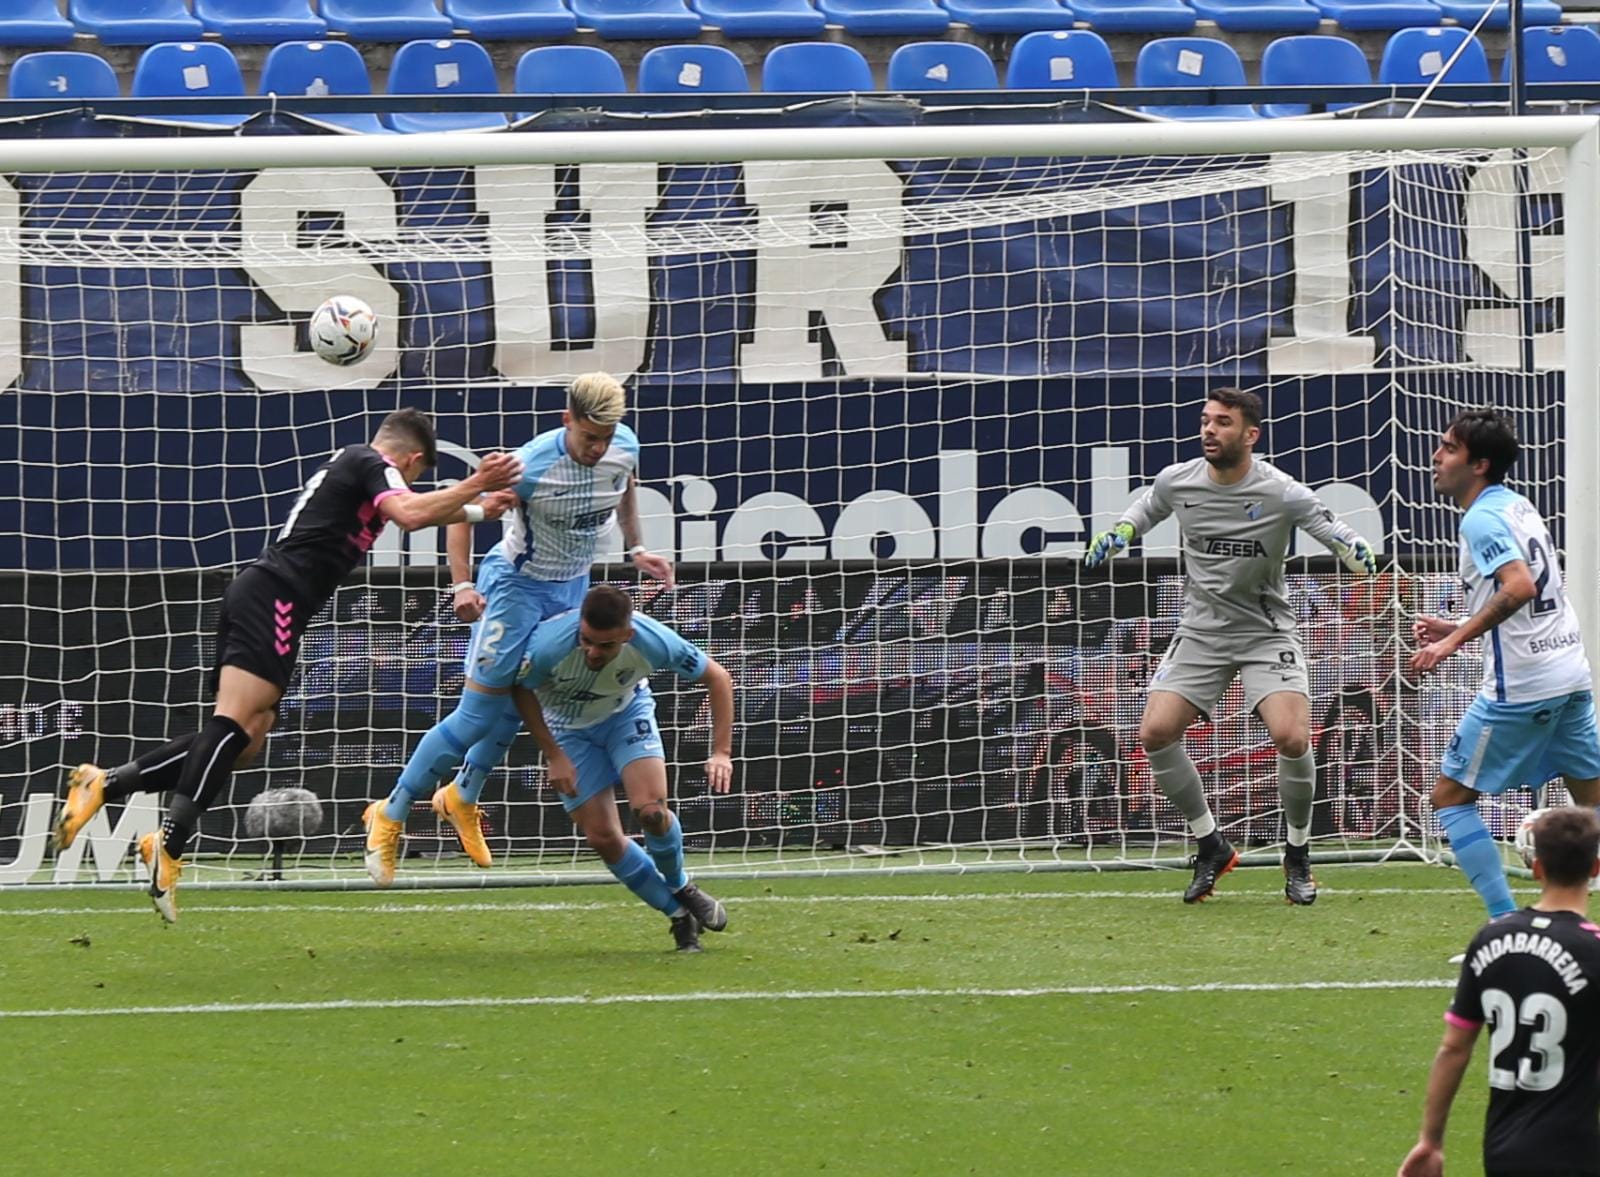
[137,832,181,924]
[431,781,492,868]
[53,763,108,851]
[363,801,403,887]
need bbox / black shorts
[211,566,317,695]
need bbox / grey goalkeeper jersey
[1121,457,1362,639]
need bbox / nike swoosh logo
[1182,500,1200,508]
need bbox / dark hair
[1446,409,1519,484]
[582,584,634,630]
[1532,807,1600,887]
[1207,387,1263,429]
[375,407,438,469]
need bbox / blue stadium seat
[69,0,204,46]
[939,0,1075,33]
[1433,0,1560,28]
[193,0,326,43]
[1136,37,1260,118]
[8,51,120,99]
[1259,34,1371,116]
[1378,26,1490,85]
[639,44,749,92]
[1068,0,1194,33]
[132,42,248,126]
[260,40,388,133]
[692,0,826,36]
[444,0,580,38]
[1309,0,1441,29]
[815,0,951,35]
[386,38,506,132]
[888,41,999,90]
[763,42,875,91]
[1005,30,1118,88]
[318,0,453,40]
[515,45,627,96]
[1513,25,1600,83]
[0,0,76,47]
[569,0,703,37]
[1187,0,1320,31]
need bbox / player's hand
[478,490,519,522]
[453,586,485,623]
[705,751,733,793]
[632,550,675,588]
[1413,616,1459,645]
[1083,523,1135,569]
[1410,640,1457,676]
[1333,535,1379,576]
[1397,1140,1443,1177]
[546,753,577,798]
[473,451,523,492]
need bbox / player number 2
[1524,538,1563,616]
[476,621,506,660]
[1482,987,1567,1092]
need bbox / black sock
[162,716,248,860]
[1199,830,1229,856]
[103,734,197,802]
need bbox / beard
[1204,441,1247,469]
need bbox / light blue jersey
[1457,485,1591,704]
[498,424,640,582]
[518,610,709,732]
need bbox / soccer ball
[308,295,379,366]
[1514,807,1554,868]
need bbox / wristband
[450,581,477,594]
[463,503,485,524]
[626,545,648,562]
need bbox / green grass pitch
[1,864,1505,1176]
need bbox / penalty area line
[0,978,1456,1020]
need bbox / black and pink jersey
[252,444,409,605]
[1448,907,1600,1175]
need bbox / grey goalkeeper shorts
[1148,631,1309,718]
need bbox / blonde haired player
[364,374,675,883]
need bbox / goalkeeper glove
[1332,535,1378,576]
[1084,523,1136,569]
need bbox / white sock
[1190,812,1217,839]
[1287,824,1310,848]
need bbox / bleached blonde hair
[567,372,627,427]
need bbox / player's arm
[618,475,675,588]
[379,452,523,532]
[1398,1020,1479,1177]
[1411,560,1537,674]
[699,657,734,793]
[1286,483,1378,575]
[1085,470,1173,568]
[510,684,577,798]
[446,521,485,623]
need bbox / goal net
[2,119,1596,889]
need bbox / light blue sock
[1439,803,1516,918]
[607,841,682,917]
[385,690,505,822]
[456,698,522,805]
[644,813,687,892]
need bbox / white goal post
[2,114,1596,890]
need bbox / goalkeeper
[1083,388,1377,906]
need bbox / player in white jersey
[1410,409,1600,920]
[512,585,735,952]
[1084,389,1378,906]
[363,374,674,885]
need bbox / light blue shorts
[553,689,665,813]
[463,555,587,688]
[1440,689,1600,795]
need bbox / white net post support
[2,116,1597,890]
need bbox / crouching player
[512,585,733,953]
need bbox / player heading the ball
[513,584,734,953]
[1083,388,1377,906]
[53,409,523,922]
[1409,409,1600,921]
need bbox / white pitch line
[0,886,1487,918]
[0,978,1455,1020]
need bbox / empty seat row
[0,0,1571,48]
[10,27,1596,131]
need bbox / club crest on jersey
[1244,501,1262,520]
[615,668,631,684]
[613,471,627,491]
